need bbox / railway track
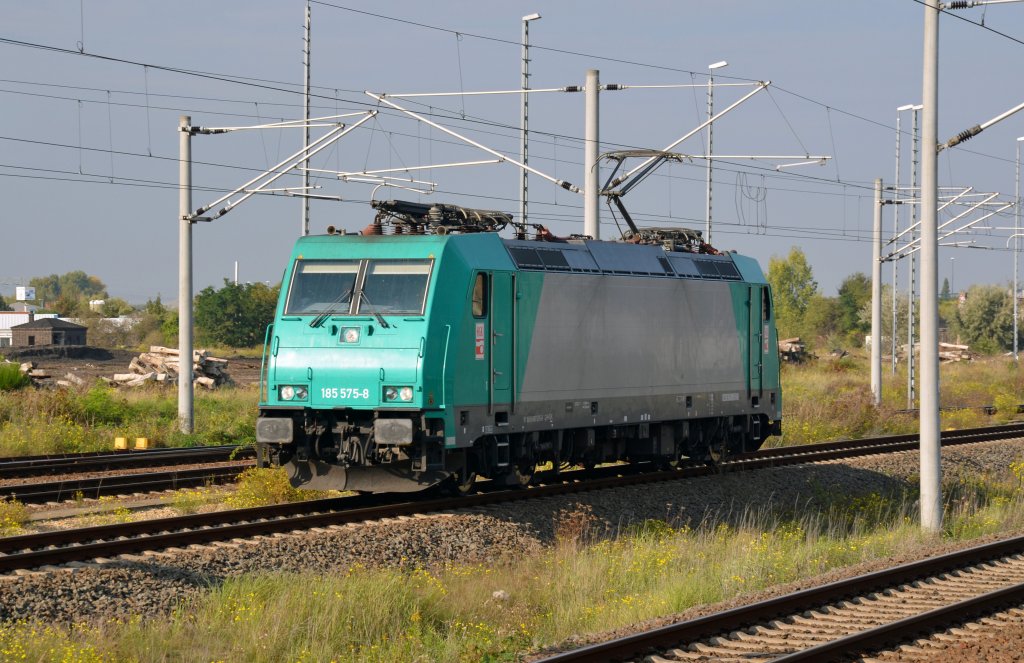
[538,534,1024,662]
[1,422,1022,575]
[0,445,256,504]
[0,445,254,479]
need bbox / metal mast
[705,61,727,244]
[871,179,883,406]
[908,106,920,409]
[892,111,903,375]
[301,0,311,236]
[520,13,540,225]
[178,115,194,434]
[1016,137,1023,361]
[584,69,600,239]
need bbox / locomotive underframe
[257,400,781,493]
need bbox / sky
[2,1,1024,304]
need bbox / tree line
[2,273,277,349]
[4,260,1020,354]
[766,247,1022,354]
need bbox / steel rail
[0,463,254,504]
[539,533,1024,662]
[0,445,254,479]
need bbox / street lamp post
[950,257,955,297]
[519,12,541,226]
[705,60,728,244]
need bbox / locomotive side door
[489,271,514,411]
[749,286,765,397]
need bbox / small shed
[11,318,87,347]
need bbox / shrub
[0,496,28,535]
[0,364,30,392]
[227,467,309,508]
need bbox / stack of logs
[939,342,972,362]
[107,346,232,389]
[778,337,809,363]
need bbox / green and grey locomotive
[256,200,782,493]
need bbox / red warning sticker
[475,322,485,360]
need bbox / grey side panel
[520,274,744,400]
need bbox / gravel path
[3,438,1024,633]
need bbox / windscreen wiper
[309,285,355,328]
[356,290,390,329]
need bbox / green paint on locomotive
[260,232,544,444]
[261,232,781,463]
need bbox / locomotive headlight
[278,385,309,401]
[383,386,414,402]
[341,327,360,343]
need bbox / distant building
[0,312,56,347]
[10,317,87,347]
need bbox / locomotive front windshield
[358,261,432,314]
[285,259,432,316]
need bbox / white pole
[1016,138,1022,360]
[919,0,942,533]
[178,115,194,434]
[234,260,239,285]
[584,69,600,239]
[872,178,883,406]
[706,61,727,244]
[301,0,311,236]
[520,13,540,225]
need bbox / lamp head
[522,13,541,21]
[708,60,728,70]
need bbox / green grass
[0,363,30,392]
[7,464,1024,662]
[773,353,1024,446]
[0,383,257,456]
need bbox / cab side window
[472,273,488,318]
[762,287,772,321]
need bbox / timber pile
[107,346,233,389]
[778,337,809,363]
[939,342,972,362]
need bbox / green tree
[949,285,1017,354]
[99,297,134,318]
[802,293,841,342]
[836,272,871,342]
[194,280,279,347]
[940,277,951,300]
[29,271,108,315]
[766,247,818,339]
[0,295,11,312]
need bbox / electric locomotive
[256,200,782,493]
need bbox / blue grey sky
[2,1,1023,303]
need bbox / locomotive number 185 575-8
[320,387,371,399]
